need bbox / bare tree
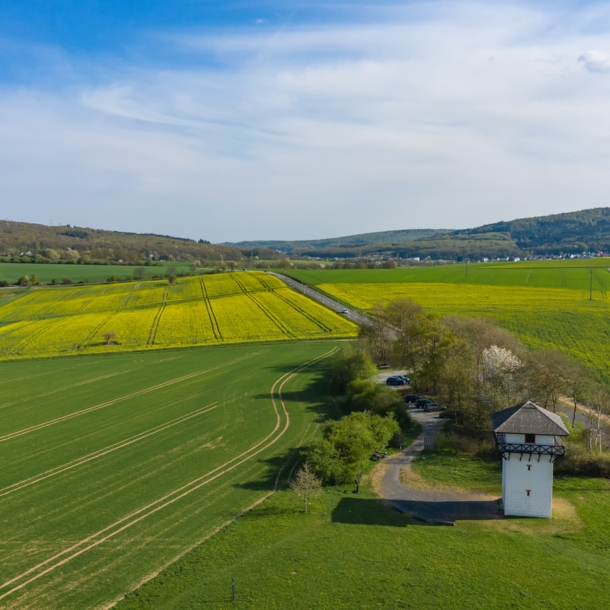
[359,304,392,365]
[587,385,610,454]
[290,463,322,513]
[103,331,116,345]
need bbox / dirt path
[559,395,610,426]
[373,410,501,522]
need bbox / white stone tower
[491,401,569,518]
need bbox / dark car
[397,375,411,384]
[423,403,446,413]
[386,376,407,386]
[415,398,432,408]
[403,395,420,404]
[439,409,463,419]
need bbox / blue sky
[1,1,610,242]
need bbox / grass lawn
[116,457,610,610]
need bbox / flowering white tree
[481,345,523,408]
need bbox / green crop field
[0,341,343,609]
[0,272,357,360]
[286,259,610,291]
[115,457,610,609]
[0,262,190,285]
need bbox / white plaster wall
[504,433,554,446]
[502,456,554,518]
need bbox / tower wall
[502,455,554,518]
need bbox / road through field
[0,343,340,609]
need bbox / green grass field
[115,456,610,609]
[0,262,190,285]
[0,272,357,360]
[286,260,610,291]
[0,341,344,609]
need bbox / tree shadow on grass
[331,497,421,527]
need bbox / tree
[290,464,322,513]
[227,261,237,272]
[385,298,423,369]
[278,259,291,270]
[330,346,376,392]
[359,304,392,364]
[103,331,116,345]
[525,350,570,412]
[168,274,177,285]
[134,267,146,280]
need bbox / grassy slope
[0,342,341,609]
[0,272,357,360]
[116,463,610,610]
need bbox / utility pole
[590,268,593,301]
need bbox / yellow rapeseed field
[318,281,610,380]
[0,272,357,360]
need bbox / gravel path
[374,410,502,523]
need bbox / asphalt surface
[375,410,502,522]
[267,272,372,327]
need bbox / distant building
[491,401,569,519]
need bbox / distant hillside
[234,208,610,261]
[226,229,448,255]
[403,207,610,260]
[0,220,247,264]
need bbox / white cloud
[578,50,610,73]
[2,1,610,241]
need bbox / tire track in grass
[0,350,267,444]
[147,287,169,346]
[0,402,220,499]
[0,371,130,411]
[230,274,296,338]
[198,277,222,341]
[0,347,337,601]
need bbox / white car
[341,309,349,314]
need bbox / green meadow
[0,342,341,609]
[116,460,610,610]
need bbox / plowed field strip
[0,350,266,444]
[0,347,337,601]
[0,371,129,411]
[0,402,219,499]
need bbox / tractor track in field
[0,350,267,445]
[146,287,169,346]
[0,347,338,603]
[0,371,129,412]
[0,402,220,499]
[198,277,223,341]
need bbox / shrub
[331,347,376,392]
[555,443,610,477]
[0,280,9,287]
[107,275,120,283]
[434,430,496,458]
[306,412,400,485]
[62,277,73,284]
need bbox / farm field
[286,260,610,291]
[0,272,357,360]
[0,341,341,609]
[317,281,610,380]
[116,457,610,609]
[0,262,188,285]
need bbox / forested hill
[0,220,247,264]
[225,229,447,256]
[405,207,610,260]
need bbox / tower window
[526,490,531,496]
[527,464,532,471]
[524,434,536,444]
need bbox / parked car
[423,403,446,413]
[370,451,388,461]
[397,375,411,383]
[439,409,463,419]
[415,398,433,408]
[378,364,391,370]
[403,395,420,404]
[386,376,408,386]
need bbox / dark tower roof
[491,401,569,436]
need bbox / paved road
[267,272,372,327]
[374,410,502,523]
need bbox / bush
[107,275,120,283]
[0,280,9,287]
[15,276,30,286]
[62,277,73,284]
[306,412,400,485]
[555,443,610,477]
[331,347,376,392]
[345,379,413,429]
[434,430,496,458]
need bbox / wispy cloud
[1,1,610,241]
